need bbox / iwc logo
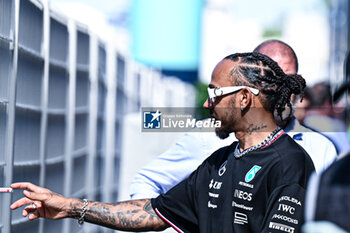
[245,165,261,183]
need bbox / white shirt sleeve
[130,132,234,199]
[285,118,338,174]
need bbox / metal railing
[0,0,195,232]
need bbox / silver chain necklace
[234,127,283,159]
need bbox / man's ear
[240,88,252,109]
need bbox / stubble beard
[215,125,232,139]
[214,99,237,139]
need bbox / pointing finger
[11,182,47,193]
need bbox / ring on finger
[31,203,37,211]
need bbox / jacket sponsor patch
[209,179,222,190]
[234,212,248,225]
[269,222,295,233]
[278,204,295,215]
[234,189,253,201]
[218,160,227,176]
[278,196,302,206]
[232,201,253,211]
[245,165,261,183]
[272,214,298,225]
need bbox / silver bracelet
[78,199,88,225]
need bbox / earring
[240,106,244,111]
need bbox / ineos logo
[234,189,252,201]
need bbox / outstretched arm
[10,182,168,232]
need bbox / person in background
[303,80,350,233]
[10,52,315,233]
[337,50,350,139]
[293,87,311,125]
[130,40,337,200]
[302,82,350,154]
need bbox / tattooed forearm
[67,198,168,231]
[67,199,83,219]
[143,200,159,219]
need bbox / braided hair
[224,52,306,120]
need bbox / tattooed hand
[10,182,168,231]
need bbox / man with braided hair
[10,52,314,233]
[253,40,337,171]
[130,40,336,200]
